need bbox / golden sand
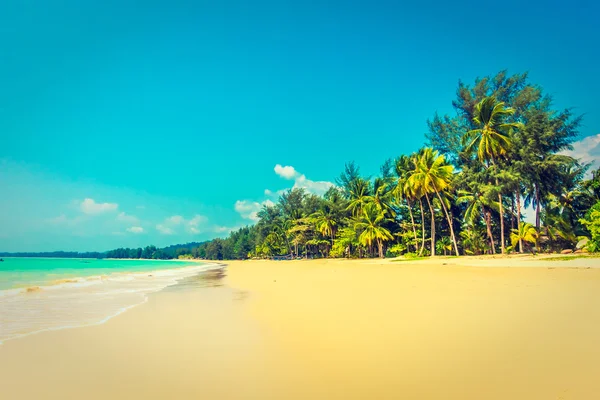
[2,257,600,399]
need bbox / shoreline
[0,260,223,344]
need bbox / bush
[387,243,407,257]
[580,201,600,252]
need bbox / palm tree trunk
[498,191,505,254]
[418,199,426,256]
[425,194,435,256]
[378,239,383,258]
[407,199,419,253]
[511,195,515,232]
[495,178,505,255]
[433,188,459,256]
[484,208,496,254]
[535,184,541,230]
[516,188,523,253]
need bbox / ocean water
[0,258,218,343]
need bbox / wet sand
[2,256,600,399]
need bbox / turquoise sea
[0,258,216,343]
[0,257,200,290]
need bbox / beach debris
[561,249,573,254]
[25,286,42,293]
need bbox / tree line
[193,71,600,260]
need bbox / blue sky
[1,0,599,251]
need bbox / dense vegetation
[0,243,206,260]
[193,71,600,260]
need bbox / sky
[1,0,599,252]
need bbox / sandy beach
[2,256,600,399]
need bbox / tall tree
[409,148,460,255]
[464,96,522,254]
[354,202,394,258]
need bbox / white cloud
[47,214,85,226]
[156,224,174,235]
[274,164,299,180]
[80,198,118,215]
[271,164,335,196]
[561,133,600,174]
[127,226,144,234]
[235,199,275,221]
[156,214,207,235]
[48,214,68,224]
[167,215,184,225]
[187,214,207,234]
[188,215,207,227]
[117,212,139,224]
[292,174,334,196]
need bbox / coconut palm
[460,225,488,255]
[463,96,523,254]
[456,185,500,254]
[371,177,395,218]
[354,202,394,258]
[394,155,421,253]
[346,178,372,217]
[311,205,338,249]
[510,222,538,249]
[408,148,459,256]
[436,236,453,256]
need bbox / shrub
[580,201,600,252]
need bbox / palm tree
[456,185,500,254]
[346,178,372,217]
[464,96,523,254]
[437,236,453,256]
[460,225,488,255]
[311,205,338,249]
[510,222,538,249]
[273,217,293,256]
[354,202,393,258]
[394,155,421,253]
[371,177,395,218]
[408,148,459,256]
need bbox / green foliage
[387,243,407,257]
[580,201,600,252]
[354,202,394,258]
[510,222,539,248]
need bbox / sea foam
[0,263,220,344]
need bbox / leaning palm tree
[510,222,538,250]
[408,148,459,256]
[354,202,394,258]
[456,185,500,254]
[463,96,523,254]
